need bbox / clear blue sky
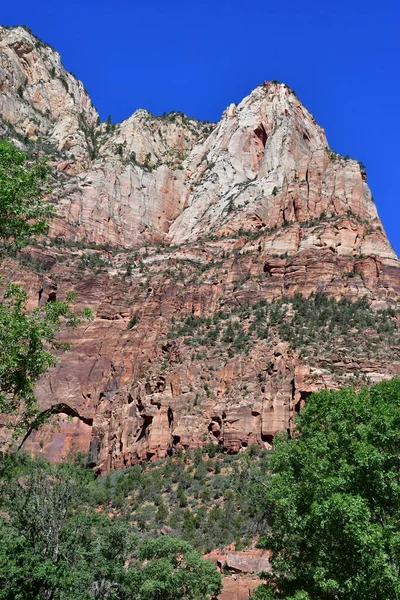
[2,0,399,255]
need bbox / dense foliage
[0,454,221,600]
[0,139,53,250]
[256,378,400,600]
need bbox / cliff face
[0,26,98,166]
[1,26,399,469]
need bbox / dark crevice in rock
[263,263,273,276]
[298,390,312,413]
[87,438,100,468]
[261,433,273,445]
[254,124,267,148]
[55,404,93,426]
[137,415,153,442]
[305,166,310,198]
[156,377,166,392]
[208,416,222,439]
[290,378,296,405]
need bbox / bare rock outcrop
[219,577,261,600]
[0,25,98,168]
[205,549,270,600]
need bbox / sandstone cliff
[0,25,399,470]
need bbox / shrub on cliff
[256,378,400,600]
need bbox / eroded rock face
[208,549,271,574]
[99,109,214,169]
[169,83,390,249]
[219,577,261,600]
[22,412,92,463]
[0,26,98,168]
[204,549,270,600]
[4,236,398,470]
[0,26,399,469]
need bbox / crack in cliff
[137,414,154,442]
[253,124,268,149]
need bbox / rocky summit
[1,25,399,471]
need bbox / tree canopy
[0,454,222,600]
[0,139,53,251]
[256,378,400,600]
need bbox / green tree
[0,460,136,600]
[105,115,113,133]
[0,456,221,600]
[257,379,400,600]
[0,139,53,251]
[126,536,222,600]
[0,139,91,436]
[0,285,91,436]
